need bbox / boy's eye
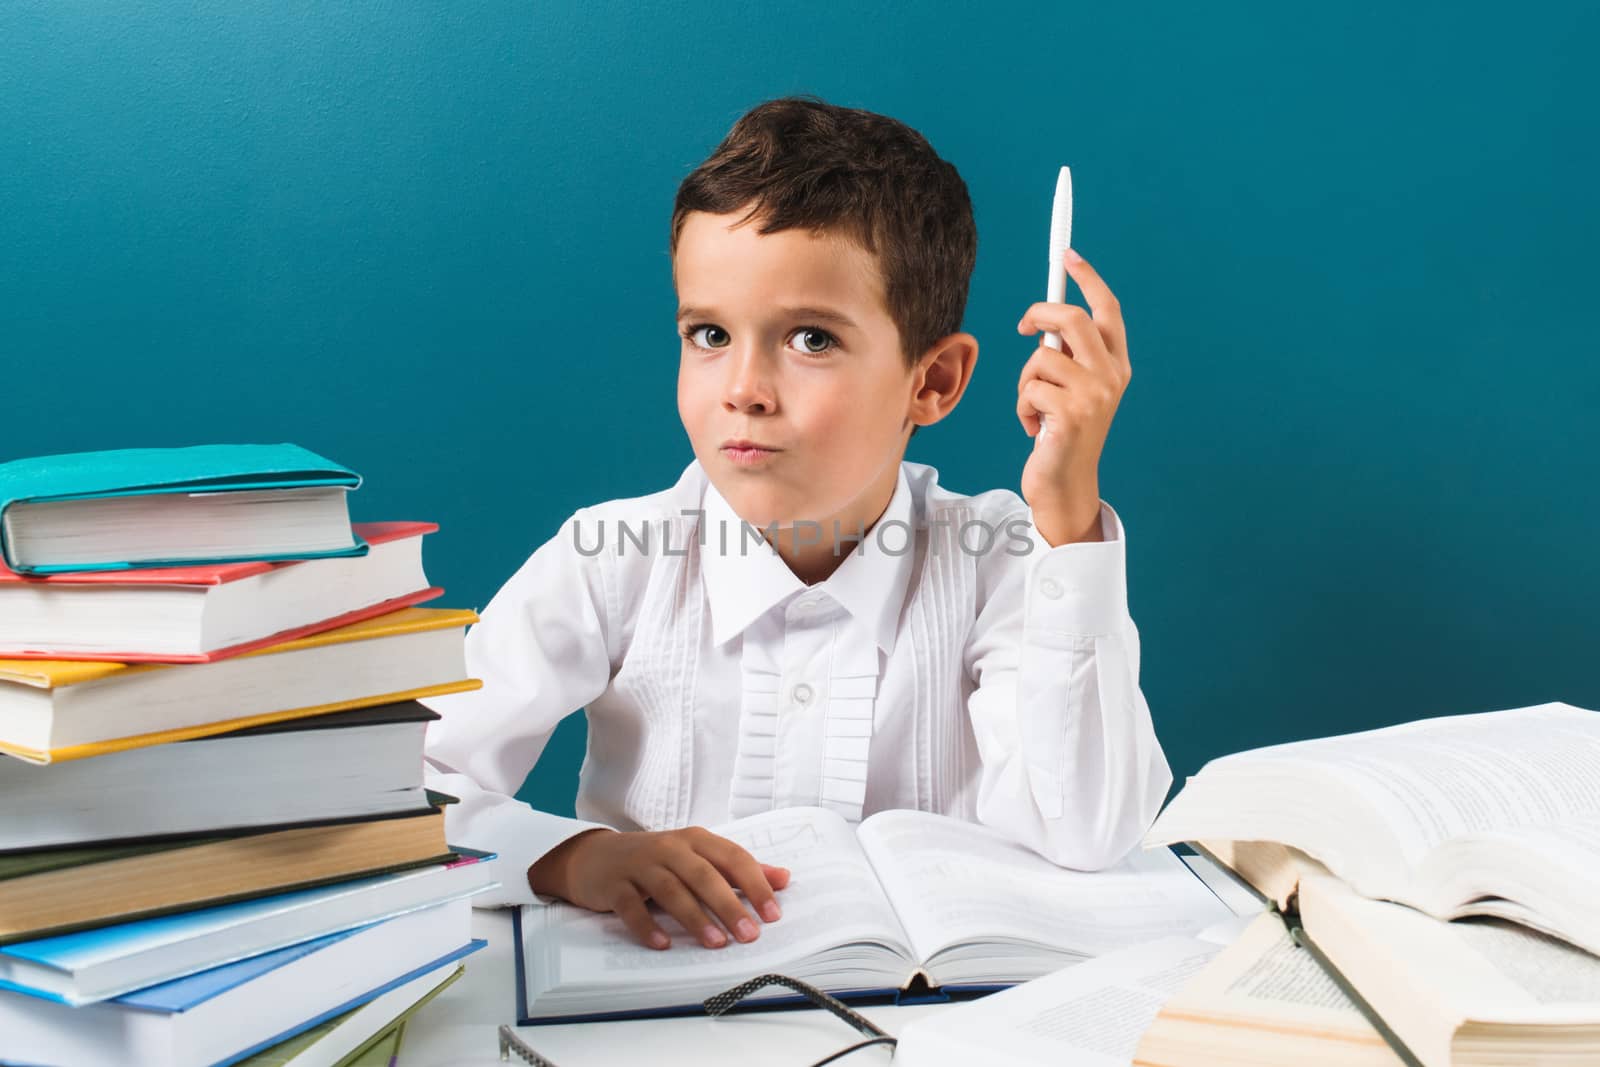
[686,324,730,349]
[787,327,837,356]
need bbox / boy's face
[674,209,917,534]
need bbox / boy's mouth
[721,439,781,466]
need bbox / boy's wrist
[1032,488,1103,547]
[528,826,614,902]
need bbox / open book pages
[1133,909,1401,1066]
[895,927,1239,1067]
[518,805,1233,1021]
[1145,701,1600,951]
[1295,872,1600,1067]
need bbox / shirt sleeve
[963,500,1173,869]
[419,508,618,908]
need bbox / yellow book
[0,606,480,763]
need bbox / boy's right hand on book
[527,826,790,951]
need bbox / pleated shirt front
[422,458,1172,907]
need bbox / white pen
[1039,166,1073,440]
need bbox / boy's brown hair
[670,94,978,373]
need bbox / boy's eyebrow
[676,305,860,330]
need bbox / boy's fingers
[699,836,785,923]
[1059,250,1124,335]
[638,868,728,949]
[1056,308,1117,377]
[676,854,765,943]
[1018,343,1098,396]
[1017,377,1065,434]
[610,885,672,950]
[1017,304,1118,372]
[761,864,791,891]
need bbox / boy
[422,95,1169,952]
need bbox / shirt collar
[699,465,916,655]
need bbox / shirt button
[1039,577,1064,600]
[791,683,814,706]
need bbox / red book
[0,521,443,662]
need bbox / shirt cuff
[445,795,614,909]
[1021,500,1129,637]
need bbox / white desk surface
[401,852,1258,1066]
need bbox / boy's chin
[713,483,808,532]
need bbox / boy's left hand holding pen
[1015,248,1132,547]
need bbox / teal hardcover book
[0,443,366,574]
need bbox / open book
[513,805,1232,1023]
[1146,701,1600,954]
[893,922,1243,1067]
[1133,910,1401,1066]
[1145,701,1600,1065]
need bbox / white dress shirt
[420,459,1171,907]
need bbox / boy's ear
[909,332,978,431]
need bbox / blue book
[0,443,365,574]
[0,897,483,1067]
[0,848,497,1006]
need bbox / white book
[895,926,1243,1067]
[516,805,1233,1022]
[1288,872,1600,1066]
[1145,701,1600,955]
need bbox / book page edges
[1200,839,1335,913]
[0,606,478,689]
[0,521,435,586]
[0,678,482,764]
[0,586,445,664]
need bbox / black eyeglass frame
[496,973,899,1067]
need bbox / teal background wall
[4,3,1596,816]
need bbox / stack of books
[0,443,498,1067]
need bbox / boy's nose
[722,348,777,414]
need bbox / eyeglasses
[497,973,898,1066]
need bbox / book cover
[0,444,360,504]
